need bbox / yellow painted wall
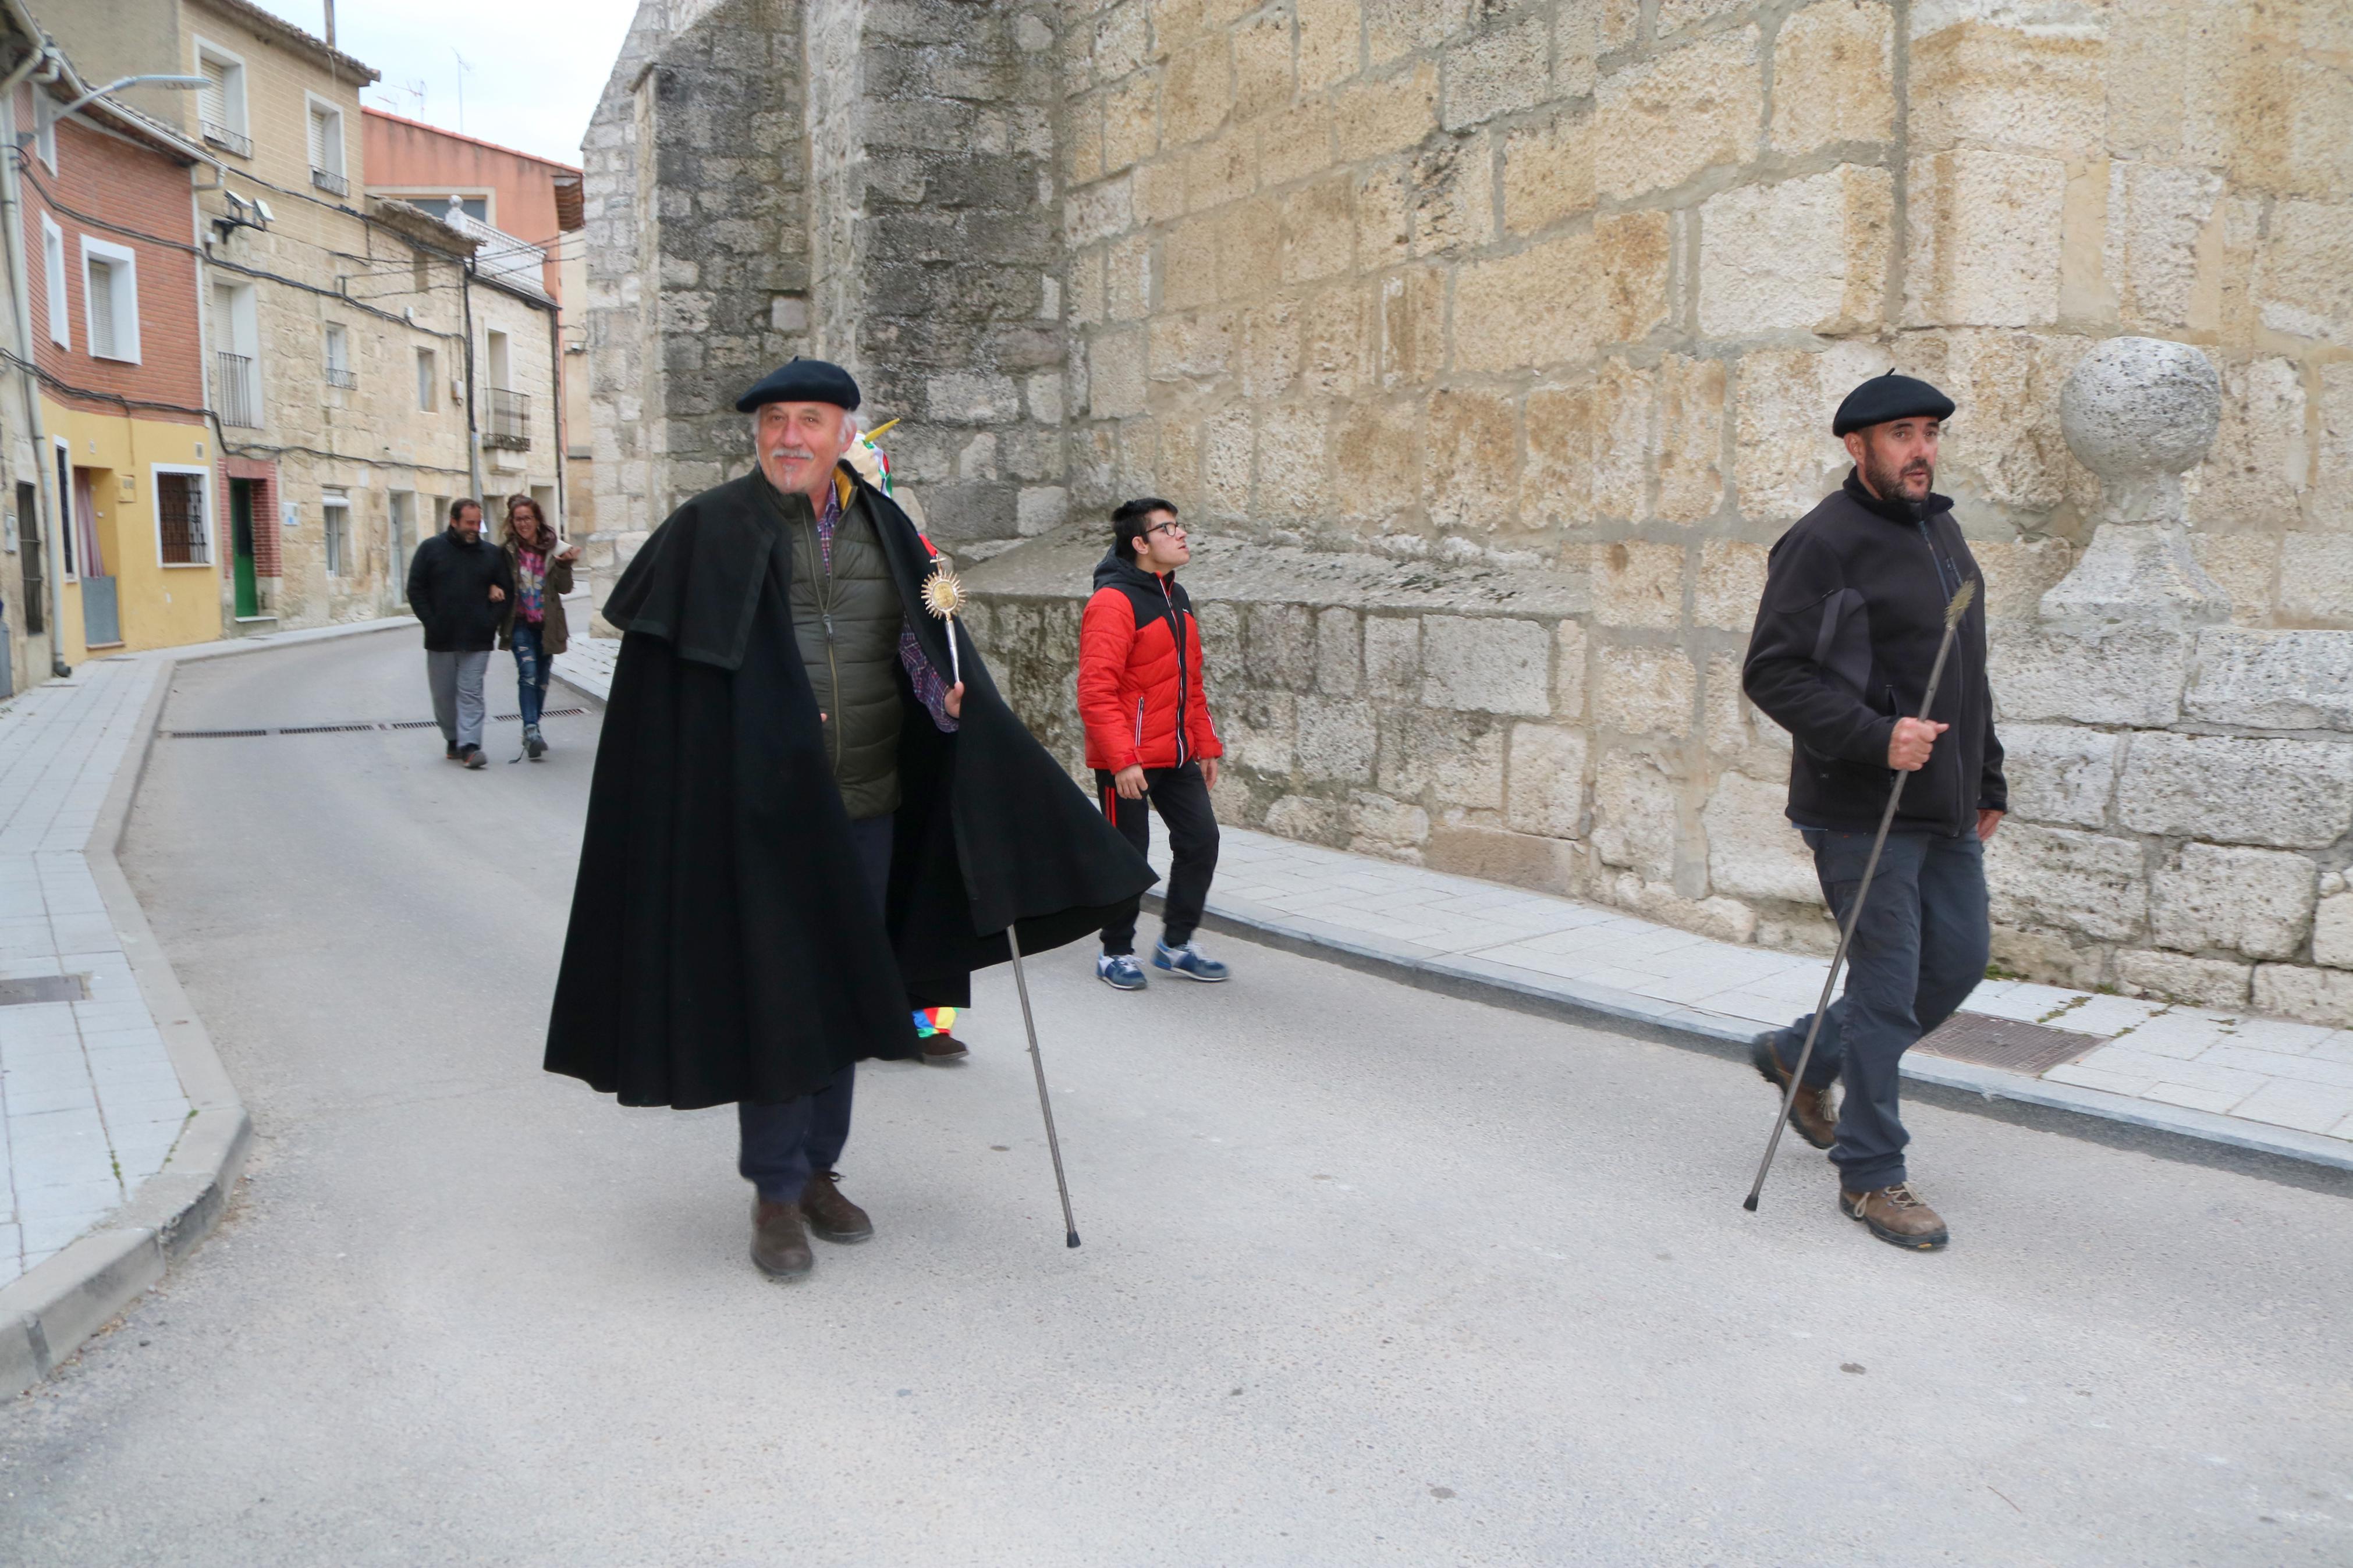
[45,403,222,659]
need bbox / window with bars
[324,323,354,389]
[156,472,211,566]
[308,101,347,197]
[323,496,351,577]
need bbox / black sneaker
[524,724,548,760]
[461,745,488,770]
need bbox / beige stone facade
[581,0,2353,1022]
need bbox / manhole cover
[0,973,90,1006]
[1917,1012,2102,1075]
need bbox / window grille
[157,473,210,565]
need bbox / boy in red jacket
[1078,499,1230,989]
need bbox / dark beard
[1864,451,1933,504]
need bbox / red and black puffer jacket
[1078,549,1223,773]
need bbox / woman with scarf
[497,496,580,760]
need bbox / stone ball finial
[2059,337,2220,524]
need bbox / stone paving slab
[547,632,2353,1173]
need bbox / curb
[1160,893,2353,1194]
[0,623,410,1395]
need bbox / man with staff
[545,357,1151,1279]
[1740,372,2006,1251]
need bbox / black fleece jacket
[407,527,516,653]
[1741,470,2006,837]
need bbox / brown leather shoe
[1840,1183,1950,1250]
[751,1197,813,1278]
[1751,1032,1838,1150]
[801,1169,874,1243]
[920,1033,968,1064]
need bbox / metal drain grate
[0,973,90,1006]
[1916,1012,2102,1075]
[166,707,588,739]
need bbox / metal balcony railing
[485,387,531,450]
[201,119,251,158]
[325,366,357,390]
[216,351,260,428]
[311,166,349,197]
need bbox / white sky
[250,0,642,168]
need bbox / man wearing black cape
[546,358,1154,1279]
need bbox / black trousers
[1768,829,1989,1193]
[737,813,892,1202]
[1095,760,1219,955]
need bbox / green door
[231,481,258,618]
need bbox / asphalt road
[3,629,2350,1566]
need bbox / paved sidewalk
[0,660,185,1285]
[551,631,2353,1171]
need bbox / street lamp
[31,74,211,139]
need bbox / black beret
[734,357,861,414]
[1833,371,1955,436]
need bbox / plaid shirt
[816,480,958,734]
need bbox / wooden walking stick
[922,566,1079,1247]
[1743,577,1976,1212]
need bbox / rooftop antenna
[451,48,471,133]
[322,1,336,49]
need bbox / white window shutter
[200,61,227,127]
[88,261,116,358]
[308,106,328,169]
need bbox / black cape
[545,467,1156,1110]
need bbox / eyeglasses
[1145,518,1187,539]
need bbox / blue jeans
[1769,829,1989,1193]
[737,815,894,1202]
[512,620,549,728]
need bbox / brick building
[584,0,2353,1023]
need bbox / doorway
[72,467,119,647]
[230,479,258,618]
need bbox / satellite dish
[252,197,275,225]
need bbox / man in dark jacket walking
[545,358,1152,1280]
[1078,498,1229,990]
[406,497,515,769]
[1740,372,2005,1251]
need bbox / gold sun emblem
[921,567,966,621]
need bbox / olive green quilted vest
[787,488,907,820]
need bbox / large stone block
[1593,540,1684,629]
[1245,602,1318,691]
[1524,382,1596,528]
[1769,0,1894,155]
[1692,539,1767,632]
[1264,792,1348,846]
[1425,826,1584,897]
[1424,387,1522,534]
[1296,0,1361,94]
[1592,29,1762,200]
[1454,214,1671,371]
[1703,769,1820,905]
[2279,535,2353,629]
[1407,133,1496,257]
[2184,629,2353,730]
[2254,200,2353,346]
[1972,537,2077,622]
[2191,357,2307,527]
[2152,844,2316,961]
[1554,620,1587,721]
[1896,329,2085,514]
[1907,17,2104,159]
[1732,342,1892,520]
[1655,355,1727,522]
[2106,162,2224,332]
[1222,689,1298,775]
[1333,399,1419,522]
[1501,107,1593,234]
[1349,789,1432,854]
[1281,175,1357,283]
[1088,329,1147,417]
[1590,750,1681,883]
[2315,893,2353,970]
[2114,948,2252,1009]
[2117,733,2353,848]
[1904,150,2064,328]
[2252,964,2353,1029]
[1420,616,1553,714]
[1365,613,1419,695]
[1297,697,1379,783]
[1379,707,1506,808]
[1262,99,1336,187]
[1335,61,1439,162]
[1505,723,1589,839]
[1442,13,1549,130]
[1986,824,2147,942]
[1315,607,1361,695]
[1989,627,2188,728]
[1999,723,2120,829]
[1234,9,1294,119]
[1162,37,1233,148]
[1698,167,1891,338]
[1377,265,1445,389]
[1594,645,1696,737]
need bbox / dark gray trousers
[1770,829,1989,1193]
[737,814,893,1203]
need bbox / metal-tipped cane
[1742,578,1976,1212]
[1003,923,1081,1247]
